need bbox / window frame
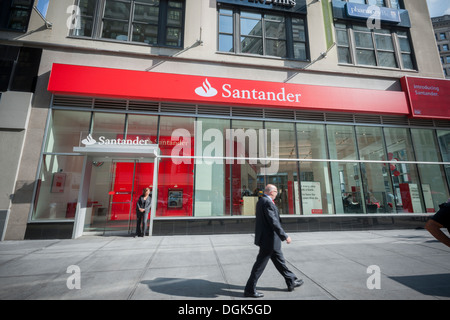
[335,22,416,70]
[0,0,34,32]
[217,5,309,61]
[70,0,185,48]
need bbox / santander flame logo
[195,78,218,97]
[81,134,97,146]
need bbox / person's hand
[286,236,292,244]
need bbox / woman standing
[136,187,152,237]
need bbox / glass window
[411,129,450,210]
[267,162,300,215]
[265,14,286,58]
[296,124,333,215]
[156,116,195,217]
[0,0,33,32]
[229,120,264,215]
[336,23,415,70]
[327,125,364,214]
[375,29,397,68]
[265,123,300,214]
[219,7,307,60]
[397,31,414,69]
[437,130,450,187]
[384,128,424,213]
[132,1,159,44]
[240,11,263,55]
[292,18,307,60]
[91,112,126,141]
[218,8,234,52]
[165,0,184,46]
[126,114,158,143]
[194,118,229,217]
[336,24,351,64]
[32,155,85,220]
[356,126,395,213]
[72,0,97,37]
[46,110,91,153]
[73,0,184,47]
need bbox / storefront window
[297,124,333,215]
[356,126,395,213]
[437,130,450,187]
[267,162,299,215]
[35,106,450,226]
[126,114,158,142]
[384,127,424,213]
[156,116,194,216]
[229,120,264,215]
[411,129,450,210]
[45,110,91,153]
[91,112,126,140]
[32,155,84,220]
[327,125,363,214]
[194,118,229,217]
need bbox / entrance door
[84,159,154,235]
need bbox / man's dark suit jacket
[254,195,288,250]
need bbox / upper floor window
[71,0,185,48]
[0,0,33,32]
[218,7,308,61]
[336,22,415,70]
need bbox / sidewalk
[0,229,449,300]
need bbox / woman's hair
[142,187,151,195]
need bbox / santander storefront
[36,63,450,237]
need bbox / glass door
[105,161,137,233]
[84,159,155,235]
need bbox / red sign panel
[48,63,409,115]
[401,76,450,120]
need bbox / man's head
[264,184,278,200]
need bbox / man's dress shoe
[244,291,264,298]
[288,279,304,292]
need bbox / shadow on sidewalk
[141,277,285,298]
[390,273,450,298]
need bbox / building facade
[0,0,449,240]
[432,14,450,78]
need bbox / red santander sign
[401,76,450,120]
[48,63,410,116]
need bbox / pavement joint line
[0,240,61,268]
[285,258,339,300]
[209,236,237,300]
[17,238,118,300]
[126,236,164,300]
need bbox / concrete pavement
[0,229,449,300]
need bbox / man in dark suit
[244,184,303,298]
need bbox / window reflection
[384,127,424,213]
[411,129,450,210]
[356,126,394,213]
